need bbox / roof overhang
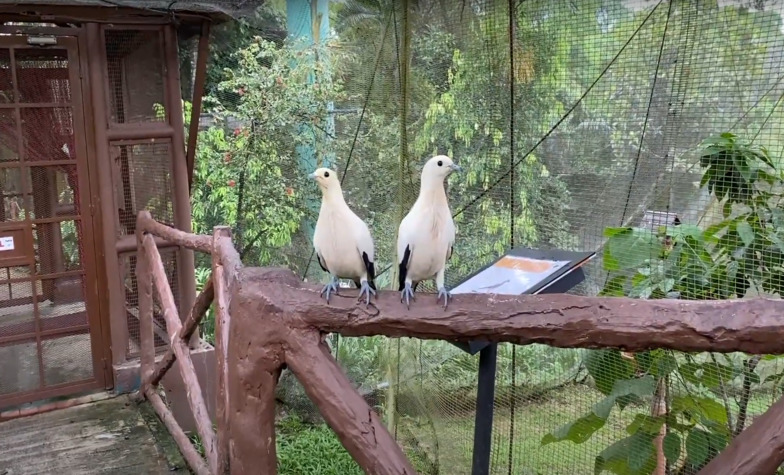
[0,2,260,25]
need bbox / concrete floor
[0,395,189,475]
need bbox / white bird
[310,167,377,305]
[396,155,462,309]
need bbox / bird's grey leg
[320,274,340,304]
[436,268,451,310]
[357,279,376,306]
[400,279,415,309]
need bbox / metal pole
[471,343,498,475]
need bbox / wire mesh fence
[185,0,784,473]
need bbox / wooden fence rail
[133,211,784,475]
[134,211,235,475]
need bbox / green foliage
[276,415,435,474]
[542,377,655,447]
[194,267,215,345]
[410,12,577,278]
[594,431,657,475]
[59,220,80,270]
[543,132,784,473]
[276,416,364,475]
[191,36,345,269]
[699,133,775,209]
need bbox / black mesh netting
[186,1,784,473]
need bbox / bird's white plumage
[397,155,459,295]
[311,168,375,283]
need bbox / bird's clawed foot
[358,280,376,307]
[320,276,340,304]
[400,282,415,310]
[437,287,452,310]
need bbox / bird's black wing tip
[397,245,411,292]
[361,251,376,280]
[316,251,329,273]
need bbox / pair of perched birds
[311,155,462,309]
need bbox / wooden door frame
[76,26,114,388]
[0,31,113,407]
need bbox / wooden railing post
[135,211,211,475]
[142,236,218,473]
[136,213,154,390]
[212,226,232,474]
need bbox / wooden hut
[0,2,240,421]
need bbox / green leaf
[678,363,700,387]
[593,395,616,420]
[605,228,661,270]
[594,431,656,475]
[672,396,728,426]
[669,224,704,241]
[736,220,755,247]
[634,351,654,373]
[595,376,657,417]
[723,200,733,218]
[585,350,635,395]
[543,376,656,447]
[699,169,712,188]
[701,363,736,389]
[663,432,681,463]
[659,277,676,294]
[541,412,606,446]
[600,275,627,297]
[654,354,678,377]
[626,414,665,436]
[628,431,654,471]
[685,429,710,466]
[603,245,620,272]
[707,431,728,453]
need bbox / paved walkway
[0,394,188,475]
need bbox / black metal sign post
[449,247,594,475]
[470,341,498,475]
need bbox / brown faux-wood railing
[134,210,784,475]
[135,210,238,475]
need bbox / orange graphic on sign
[492,256,554,273]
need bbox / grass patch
[272,384,642,474]
[277,415,433,474]
[277,416,364,475]
[400,383,646,474]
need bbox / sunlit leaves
[191,37,345,269]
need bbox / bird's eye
[324,171,330,178]
[437,160,443,167]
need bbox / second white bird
[397,154,462,309]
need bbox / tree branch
[710,353,735,436]
[733,355,762,438]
